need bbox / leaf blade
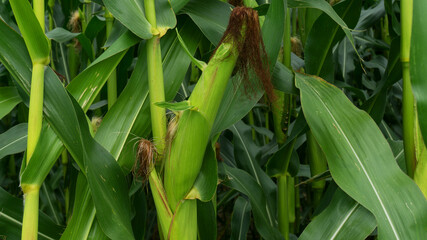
[296,72,427,239]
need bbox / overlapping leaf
[410,0,427,145]
[296,72,427,239]
[0,87,21,119]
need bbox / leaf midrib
[302,77,400,239]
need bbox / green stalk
[299,8,306,46]
[105,9,117,109]
[287,175,295,230]
[82,1,91,32]
[306,132,327,206]
[148,168,172,237]
[292,9,297,37]
[274,8,293,239]
[67,44,79,80]
[278,175,289,239]
[26,63,45,164]
[143,1,171,238]
[21,185,40,240]
[33,0,44,30]
[145,0,167,154]
[294,178,301,233]
[401,0,416,178]
[12,0,50,238]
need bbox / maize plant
[0,0,426,239]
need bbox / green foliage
[0,0,426,239]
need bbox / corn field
[0,0,426,239]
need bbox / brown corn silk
[216,6,275,101]
[134,139,158,183]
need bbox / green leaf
[46,28,94,61]
[103,0,152,39]
[0,87,21,119]
[261,0,286,72]
[46,27,79,43]
[305,0,361,80]
[45,69,135,239]
[85,15,106,41]
[220,163,283,240]
[9,0,49,62]
[0,187,63,240]
[155,0,177,35]
[117,19,202,169]
[186,142,217,201]
[289,0,359,64]
[197,200,217,240]
[155,100,194,112]
[170,0,190,12]
[295,72,427,239]
[229,121,278,225]
[363,38,401,123]
[0,19,32,102]
[1,19,138,239]
[410,0,427,145]
[299,189,376,240]
[231,197,252,240]
[67,31,140,110]
[266,113,307,177]
[183,0,291,135]
[175,28,207,70]
[355,0,385,31]
[300,136,408,240]
[20,124,62,186]
[66,19,203,235]
[0,123,27,159]
[271,62,297,95]
[181,0,230,46]
[60,174,96,239]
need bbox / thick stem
[278,175,289,240]
[292,9,297,37]
[402,62,416,177]
[287,175,295,229]
[274,7,293,239]
[33,0,45,31]
[145,38,167,149]
[21,185,40,240]
[23,1,46,237]
[306,132,327,206]
[144,1,170,238]
[145,0,167,154]
[105,9,117,109]
[26,63,45,163]
[148,169,172,238]
[401,0,416,178]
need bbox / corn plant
[0,0,426,240]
